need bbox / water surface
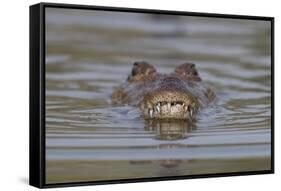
[45,8,272,184]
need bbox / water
[45,8,272,184]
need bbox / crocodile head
[112,61,214,120]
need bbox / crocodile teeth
[156,104,160,113]
[190,108,193,117]
[167,102,171,111]
[183,105,188,112]
[149,109,153,118]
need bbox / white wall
[0,0,278,190]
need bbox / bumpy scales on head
[112,61,215,120]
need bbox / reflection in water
[159,159,183,168]
[130,159,185,176]
[144,119,192,169]
[145,119,193,140]
[45,7,271,184]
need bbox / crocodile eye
[175,62,201,81]
[128,61,156,81]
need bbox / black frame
[29,2,274,188]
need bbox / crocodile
[112,61,215,120]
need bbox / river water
[45,8,272,184]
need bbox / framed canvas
[29,2,274,188]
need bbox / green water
[45,8,271,184]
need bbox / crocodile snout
[112,61,214,121]
[139,76,200,119]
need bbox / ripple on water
[45,8,272,182]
